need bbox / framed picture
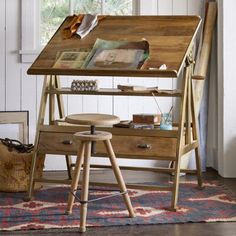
[0,111,29,144]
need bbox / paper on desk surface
[76,14,98,39]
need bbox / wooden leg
[49,75,55,125]
[55,76,65,119]
[170,158,181,211]
[55,76,73,180]
[66,142,85,215]
[103,139,135,218]
[65,155,73,180]
[26,76,50,201]
[25,151,38,201]
[191,78,203,188]
[170,65,190,211]
[79,141,92,233]
[194,147,203,188]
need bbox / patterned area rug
[0,180,236,231]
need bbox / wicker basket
[0,143,45,192]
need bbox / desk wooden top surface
[27,15,201,78]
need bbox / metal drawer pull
[62,140,73,145]
[137,144,151,149]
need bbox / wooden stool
[65,113,135,233]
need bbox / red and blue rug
[0,180,236,231]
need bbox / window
[40,0,135,45]
[21,0,159,63]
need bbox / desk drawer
[38,131,177,159]
[38,132,78,155]
[96,135,177,159]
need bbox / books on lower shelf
[113,117,161,130]
[133,114,161,124]
[117,84,158,92]
[53,38,149,70]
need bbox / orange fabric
[62,14,85,39]
[62,14,106,39]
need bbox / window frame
[20,0,158,63]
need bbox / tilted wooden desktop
[27,15,203,211]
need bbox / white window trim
[20,0,158,63]
[21,0,40,63]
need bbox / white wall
[217,0,236,177]
[0,0,207,171]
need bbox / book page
[86,49,144,70]
[53,50,91,69]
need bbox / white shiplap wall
[0,0,203,170]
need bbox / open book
[86,48,144,70]
[52,49,91,69]
[87,38,149,70]
[53,38,149,70]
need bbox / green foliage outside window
[74,0,101,14]
[40,0,133,45]
[40,0,69,45]
[103,0,133,15]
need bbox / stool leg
[65,155,73,180]
[104,139,135,218]
[79,141,92,233]
[66,142,85,215]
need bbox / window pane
[40,0,134,45]
[74,0,102,14]
[40,0,69,45]
[104,0,133,15]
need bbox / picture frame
[0,111,29,144]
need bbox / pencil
[151,92,162,114]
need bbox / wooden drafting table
[27,15,203,210]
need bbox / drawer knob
[62,140,73,145]
[137,143,151,149]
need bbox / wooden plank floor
[2,168,236,236]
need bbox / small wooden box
[133,114,161,124]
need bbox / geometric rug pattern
[0,181,236,231]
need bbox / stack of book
[130,113,161,129]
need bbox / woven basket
[0,143,45,192]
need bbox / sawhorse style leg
[191,76,203,188]
[26,75,50,201]
[170,55,203,211]
[54,76,73,179]
[26,75,73,201]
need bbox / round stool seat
[74,131,112,141]
[65,113,120,126]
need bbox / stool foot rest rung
[69,189,129,204]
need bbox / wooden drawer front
[96,135,177,159]
[38,132,78,154]
[38,131,177,159]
